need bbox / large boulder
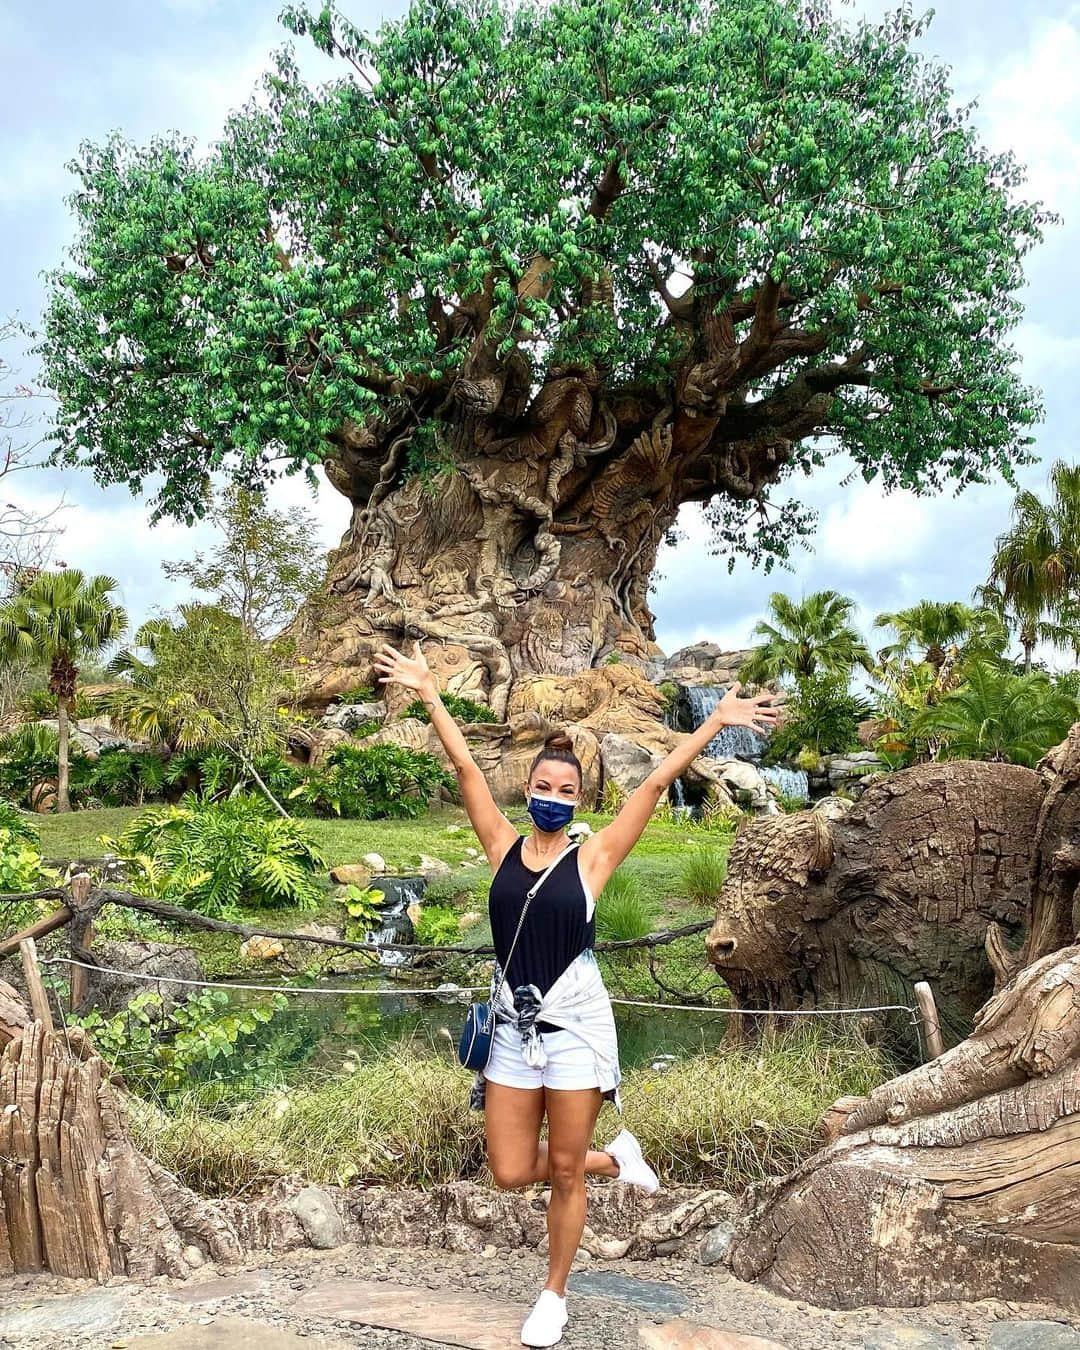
[600,733,662,795]
[31,717,158,761]
[321,700,385,731]
[663,645,759,687]
[705,759,1044,1047]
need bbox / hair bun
[544,731,574,752]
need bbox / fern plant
[103,796,326,916]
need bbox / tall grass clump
[681,846,727,903]
[594,868,660,942]
[128,1022,894,1197]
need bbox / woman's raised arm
[580,682,779,895]
[372,641,519,869]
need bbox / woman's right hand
[373,640,437,696]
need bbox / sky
[2,0,1078,663]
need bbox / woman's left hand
[709,681,780,736]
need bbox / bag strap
[492,839,579,1011]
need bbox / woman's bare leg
[542,1087,604,1296]
[485,1081,618,1186]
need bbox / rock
[565,1270,689,1317]
[31,716,157,761]
[29,779,57,812]
[294,922,343,942]
[239,935,284,961]
[811,795,853,821]
[601,732,663,794]
[406,901,423,926]
[330,863,373,886]
[417,853,452,876]
[639,1321,789,1350]
[653,1237,685,1256]
[698,1220,736,1266]
[988,1324,1080,1350]
[567,820,594,841]
[699,756,770,810]
[321,700,385,731]
[0,1287,135,1338]
[284,1185,346,1249]
[464,846,480,857]
[459,911,482,929]
[93,940,206,1014]
[128,1315,353,1349]
[182,1243,205,1269]
[362,852,388,873]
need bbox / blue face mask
[526,792,576,833]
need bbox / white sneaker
[520,1289,568,1347]
[604,1128,660,1195]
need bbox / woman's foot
[520,1289,568,1347]
[603,1128,660,1195]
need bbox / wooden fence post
[68,874,94,1012]
[17,936,54,1034]
[914,980,944,1060]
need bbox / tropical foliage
[909,662,1078,768]
[399,692,496,724]
[0,569,127,810]
[103,796,326,915]
[290,742,454,820]
[980,459,1080,671]
[740,591,873,685]
[766,673,873,760]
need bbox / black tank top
[489,837,594,1027]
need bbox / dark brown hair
[528,730,582,787]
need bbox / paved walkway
[1,1243,1079,1349]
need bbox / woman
[373,641,778,1347]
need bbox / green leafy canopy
[39,0,1048,562]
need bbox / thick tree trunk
[293,412,763,706]
[0,996,242,1278]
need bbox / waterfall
[759,764,810,803]
[365,876,424,967]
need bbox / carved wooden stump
[0,982,241,1278]
[726,945,1080,1309]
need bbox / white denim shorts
[483,1022,602,1092]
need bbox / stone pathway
[1,1243,1079,1350]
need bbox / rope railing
[38,954,920,1024]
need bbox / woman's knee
[489,1159,535,1190]
[547,1154,585,1194]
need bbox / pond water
[221,978,733,1080]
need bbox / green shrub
[334,685,376,704]
[103,796,326,916]
[399,692,496,724]
[17,687,98,720]
[85,747,168,806]
[164,748,304,802]
[0,723,78,806]
[70,987,290,1098]
[335,884,385,940]
[594,870,659,942]
[293,743,453,820]
[0,799,46,893]
[414,903,463,946]
[681,847,727,903]
[766,674,872,761]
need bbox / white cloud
[817,483,932,574]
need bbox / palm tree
[983,459,1080,672]
[739,590,873,685]
[0,569,127,811]
[872,600,1007,671]
[912,661,1078,768]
